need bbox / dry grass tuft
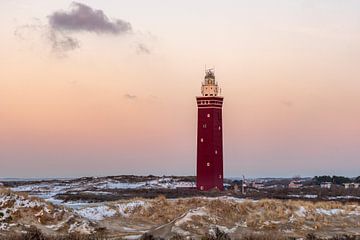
[0,226,108,240]
[240,232,286,240]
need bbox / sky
[0,0,359,178]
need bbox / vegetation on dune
[121,196,360,238]
[1,187,360,239]
[0,226,106,240]
[355,176,360,183]
[2,226,360,240]
[139,229,360,240]
[313,176,353,185]
[201,227,231,240]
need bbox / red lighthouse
[196,69,224,191]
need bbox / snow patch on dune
[68,221,94,234]
[75,206,116,221]
[295,206,307,217]
[117,200,147,217]
[316,208,343,216]
[0,222,9,231]
[175,207,207,226]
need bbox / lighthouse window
[215,150,218,154]
[200,138,204,142]
[207,113,210,118]
[219,175,222,179]
[218,126,221,130]
[200,186,204,190]
[206,162,210,167]
[203,124,207,128]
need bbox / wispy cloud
[14,2,139,56]
[124,94,137,100]
[48,30,80,52]
[281,100,294,108]
[136,43,151,54]
[48,2,132,35]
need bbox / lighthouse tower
[196,69,224,191]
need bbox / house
[289,180,303,189]
[252,181,265,189]
[320,182,332,189]
[344,183,360,189]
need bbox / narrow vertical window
[206,162,210,167]
[200,138,204,142]
[207,113,211,118]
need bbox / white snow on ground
[295,206,307,217]
[0,223,9,231]
[0,208,10,221]
[294,206,360,217]
[0,193,51,221]
[10,177,196,205]
[123,235,142,240]
[11,184,50,192]
[75,206,116,221]
[46,216,74,231]
[10,182,86,202]
[288,194,318,199]
[175,207,207,226]
[97,182,144,189]
[181,196,250,204]
[98,178,195,190]
[117,200,147,217]
[215,225,237,234]
[288,194,360,200]
[145,178,195,189]
[0,190,97,234]
[68,221,94,234]
[328,196,360,200]
[44,215,96,234]
[214,196,248,203]
[168,207,209,236]
[316,208,343,215]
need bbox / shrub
[140,233,164,240]
[241,232,286,240]
[305,233,317,240]
[0,228,108,240]
[23,226,46,240]
[201,228,231,240]
[169,234,186,240]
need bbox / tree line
[313,175,360,185]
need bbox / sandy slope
[1,188,360,239]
